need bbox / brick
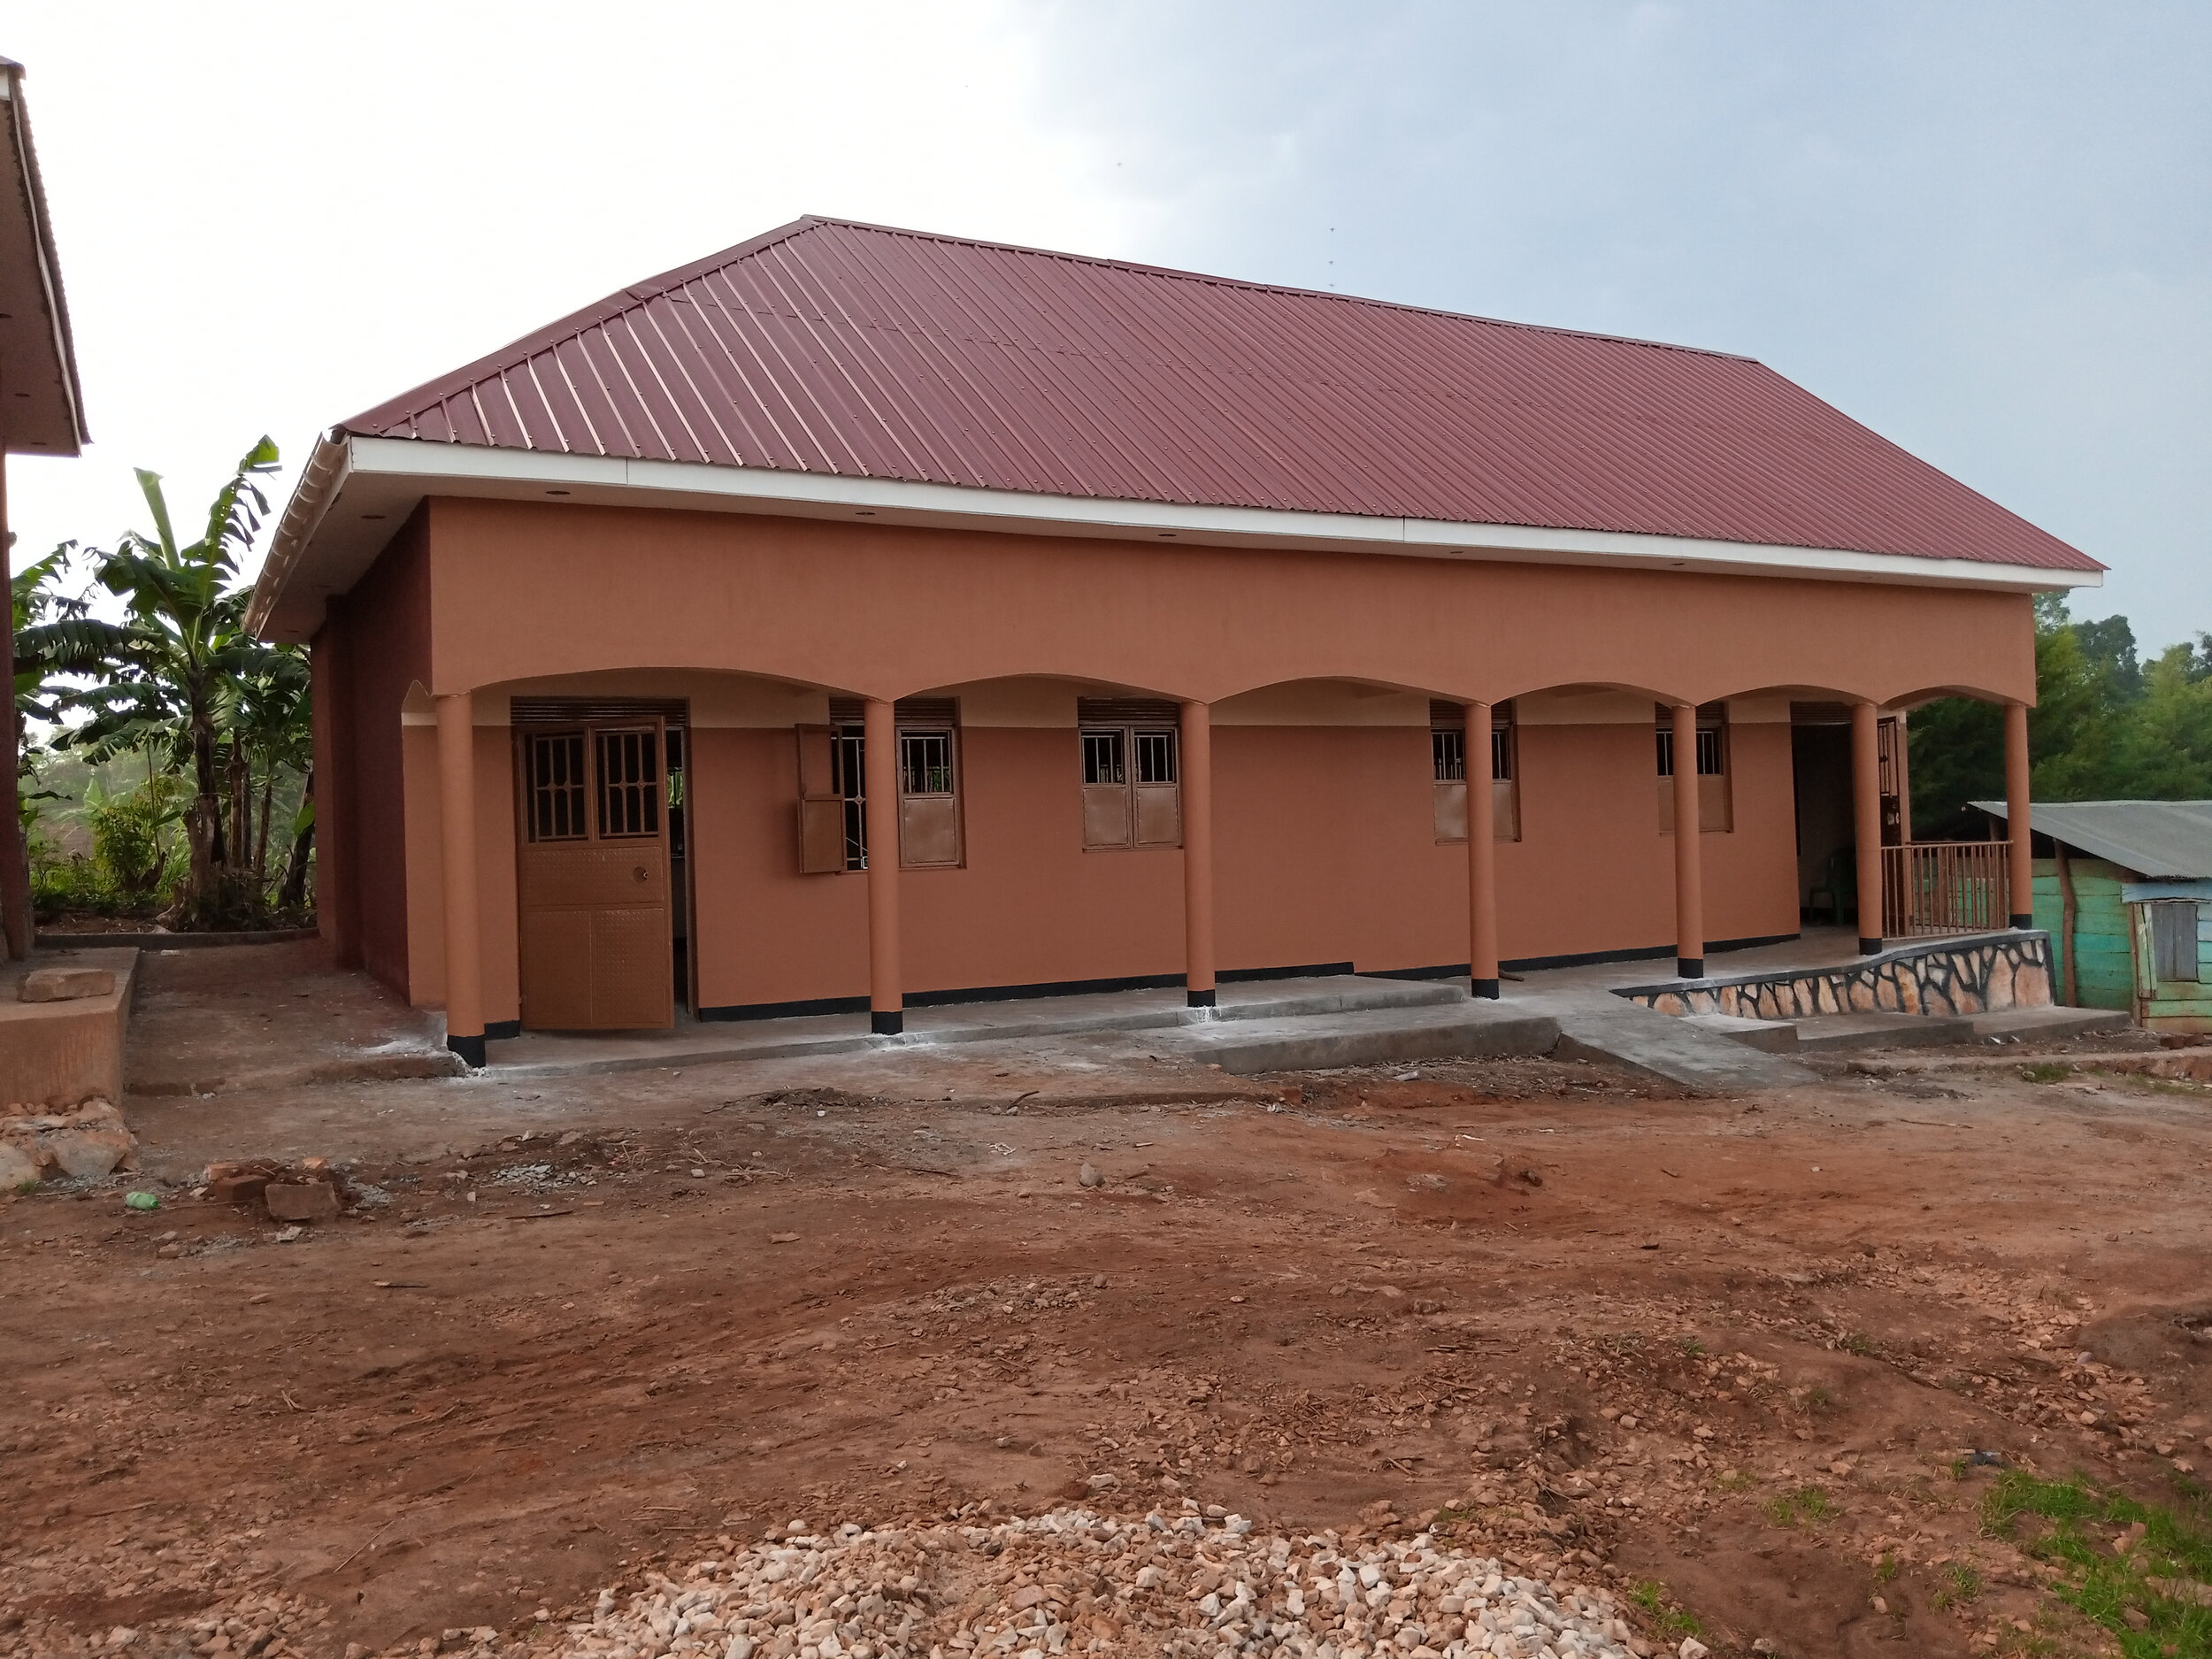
[264,1180,340,1222]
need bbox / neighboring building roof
[339,215,2099,575]
[1975,800,2212,880]
[0,56,87,456]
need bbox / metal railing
[1881,841,2011,937]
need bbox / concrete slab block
[1787,1012,1979,1053]
[0,948,138,1108]
[1681,1013,1801,1053]
[1970,1005,2133,1041]
[1161,1002,1561,1076]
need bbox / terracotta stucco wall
[326,510,430,998]
[335,495,2019,1013]
[394,687,1800,1015]
[419,497,2036,710]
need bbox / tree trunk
[279,764,316,914]
[188,697,226,902]
[254,773,274,888]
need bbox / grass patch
[2020,1063,2074,1083]
[1841,1331,1878,1356]
[1626,1579,1705,1639]
[1713,1470,1757,1493]
[1764,1485,1837,1527]
[1982,1471,2212,1655]
[1874,1552,1900,1584]
[1931,1563,1983,1609]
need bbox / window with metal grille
[900,731,955,795]
[1079,723,1179,849]
[1655,723,1725,777]
[832,726,867,871]
[595,728,661,838]
[1082,730,1125,786]
[1432,729,1466,783]
[1134,729,1177,785]
[526,732,588,841]
[2152,902,2201,984]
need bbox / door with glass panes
[513,721,674,1030]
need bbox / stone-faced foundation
[1616,931,2054,1019]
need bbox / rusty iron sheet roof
[342,216,2099,572]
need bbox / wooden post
[1180,699,1216,1008]
[1671,703,1704,979]
[1465,701,1499,997]
[1892,707,1914,845]
[2005,700,2035,928]
[0,450,31,960]
[2055,843,2079,1005]
[863,696,902,1034]
[434,692,486,1067]
[1851,700,1885,955]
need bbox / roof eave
[251,434,2104,647]
[0,58,88,457]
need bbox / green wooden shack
[1977,800,2212,1034]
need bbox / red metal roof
[344,216,2100,572]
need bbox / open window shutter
[795,725,846,874]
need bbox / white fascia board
[255,435,2103,637]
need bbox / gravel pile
[552,1506,1644,1659]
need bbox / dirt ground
[9,951,2212,1659]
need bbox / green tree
[2116,644,2212,797]
[18,439,303,926]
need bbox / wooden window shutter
[795,725,846,874]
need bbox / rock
[44,1120,136,1179]
[19,965,116,1002]
[265,1180,340,1222]
[1678,1640,1710,1659]
[0,1137,39,1189]
[1078,1163,1102,1188]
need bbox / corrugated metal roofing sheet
[1975,800,2212,879]
[344,216,2101,572]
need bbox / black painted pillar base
[2010,913,2035,930]
[871,1010,903,1035]
[1187,987,1216,1009]
[1676,957,1704,980]
[448,1033,487,1069]
[1858,935,1884,956]
[1471,978,1501,1000]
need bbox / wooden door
[515,721,674,1031]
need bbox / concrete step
[1551,998,1819,1093]
[1680,1012,1801,1053]
[480,973,1465,1079]
[1786,1012,1981,1053]
[1162,1002,1561,1076]
[1970,1004,2134,1041]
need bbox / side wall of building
[321,509,432,999]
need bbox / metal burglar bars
[1881,841,2012,937]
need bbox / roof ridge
[772,216,1763,364]
[344,215,1761,431]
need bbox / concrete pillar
[433,693,486,1067]
[1851,700,1885,955]
[1180,699,1217,1008]
[0,452,30,961]
[2005,700,2034,927]
[1671,703,1704,979]
[1464,701,1499,998]
[863,696,903,1034]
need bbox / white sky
[7,1,2208,648]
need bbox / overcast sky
[8,2,2208,644]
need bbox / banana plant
[26,438,284,924]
